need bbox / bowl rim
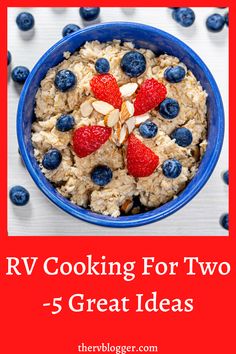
[17,22,224,228]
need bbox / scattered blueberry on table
[164,66,186,83]
[171,128,193,147]
[56,115,75,132]
[11,66,30,84]
[62,24,80,37]
[120,51,146,77]
[220,213,228,230]
[162,159,182,179]
[54,69,77,92]
[95,58,110,74]
[16,12,35,31]
[42,149,62,170]
[224,12,229,27]
[79,7,100,21]
[139,121,158,139]
[91,165,113,186]
[9,186,30,206]
[8,51,12,66]
[159,98,180,119]
[172,8,195,27]
[223,170,229,185]
[206,14,225,32]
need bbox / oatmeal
[32,40,207,217]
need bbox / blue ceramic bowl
[17,22,224,228]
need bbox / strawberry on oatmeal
[32,40,207,217]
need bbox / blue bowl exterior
[17,22,224,228]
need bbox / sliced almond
[125,117,136,134]
[104,109,120,127]
[118,124,129,145]
[80,100,93,117]
[120,101,135,123]
[135,113,150,127]
[120,199,134,214]
[92,100,114,115]
[119,83,138,97]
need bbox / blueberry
[11,66,30,84]
[95,58,110,74]
[220,213,229,230]
[223,170,229,185]
[62,24,80,37]
[54,70,76,92]
[42,149,62,170]
[139,121,158,139]
[9,186,30,206]
[56,115,75,132]
[91,165,113,186]
[79,7,100,21]
[16,12,35,31]
[159,98,180,119]
[120,51,146,78]
[225,13,229,27]
[172,8,195,27]
[162,159,182,179]
[171,127,193,147]
[164,66,186,83]
[8,51,12,66]
[206,14,225,32]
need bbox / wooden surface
[8,7,229,236]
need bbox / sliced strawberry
[127,134,159,177]
[72,126,112,158]
[90,74,122,109]
[134,78,167,116]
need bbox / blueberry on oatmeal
[56,115,75,132]
[120,51,146,78]
[162,159,182,179]
[139,121,158,139]
[171,128,193,147]
[95,58,110,74]
[159,98,180,119]
[54,69,77,92]
[91,165,113,186]
[42,149,62,170]
[164,66,186,83]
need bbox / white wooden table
[8,7,229,236]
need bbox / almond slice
[125,117,136,134]
[80,100,93,117]
[120,101,135,123]
[92,100,114,115]
[135,113,150,127]
[118,124,129,145]
[104,109,120,127]
[119,83,138,97]
[120,199,134,214]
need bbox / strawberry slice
[72,126,112,158]
[134,78,167,116]
[90,74,122,109]
[127,134,159,177]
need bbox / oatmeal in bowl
[17,23,224,226]
[32,40,207,218]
